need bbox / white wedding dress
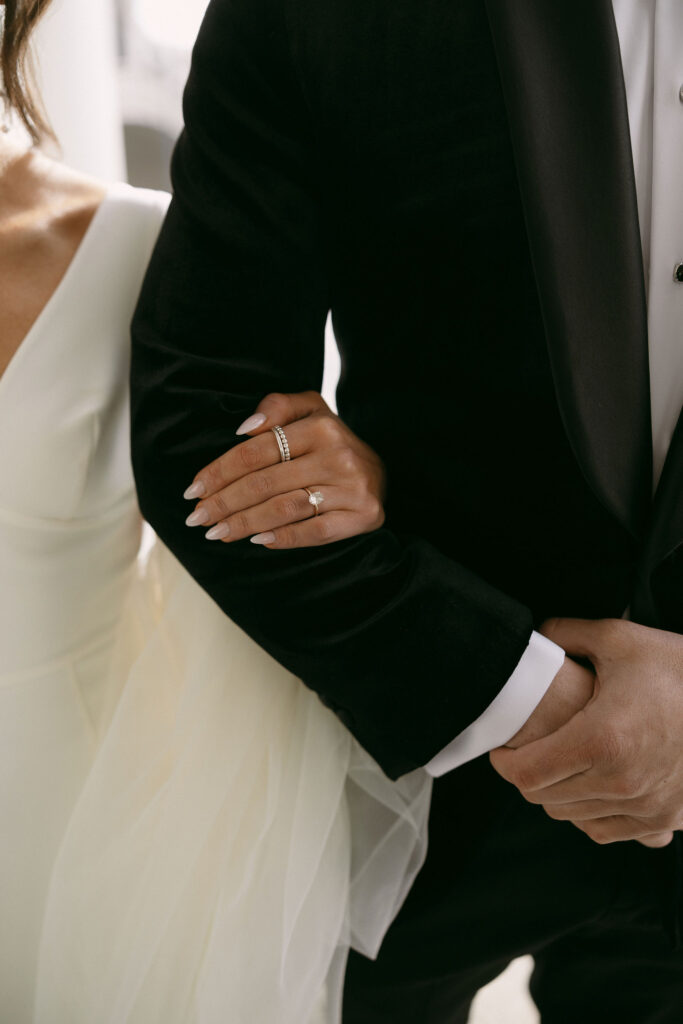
[0,182,431,1024]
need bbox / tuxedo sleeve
[426,632,565,775]
[130,0,536,780]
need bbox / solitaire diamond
[308,491,324,507]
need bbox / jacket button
[674,262,683,283]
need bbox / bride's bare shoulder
[25,152,108,241]
[0,149,109,278]
[0,151,110,369]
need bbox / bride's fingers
[184,415,330,501]
[250,511,374,550]
[186,453,332,529]
[203,486,353,543]
[235,390,331,436]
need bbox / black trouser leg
[530,845,683,1024]
[342,762,683,1024]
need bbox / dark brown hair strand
[1,1,54,144]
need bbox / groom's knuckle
[629,794,650,816]
[619,766,647,799]
[587,823,613,845]
[597,618,627,648]
[505,764,526,789]
[512,763,540,792]
[596,726,627,767]
[652,811,673,832]
[582,818,616,844]
[650,804,679,831]
[611,773,635,799]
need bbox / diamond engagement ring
[271,425,291,462]
[303,487,324,515]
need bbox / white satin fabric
[0,182,431,1023]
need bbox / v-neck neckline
[0,182,119,403]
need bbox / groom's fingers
[543,797,654,822]
[637,833,676,849]
[489,715,594,795]
[539,617,604,660]
[571,816,674,846]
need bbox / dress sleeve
[130,0,535,779]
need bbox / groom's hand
[490,618,683,848]
[504,656,595,750]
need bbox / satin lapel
[631,414,683,627]
[484,0,652,538]
[649,412,683,566]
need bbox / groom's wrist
[425,631,565,777]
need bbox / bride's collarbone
[0,162,106,379]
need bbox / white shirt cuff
[425,631,565,777]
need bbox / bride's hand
[183,391,386,548]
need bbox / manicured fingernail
[185,508,209,527]
[205,522,231,540]
[250,532,275,545]
[236,413,267,435]
[183,480,206,500]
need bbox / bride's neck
[0,135,31,177]
[0,142,47,224]
[0,140,106,237]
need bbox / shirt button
[675,262,683,283]
[679,84,683,103]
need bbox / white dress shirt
[427,0,683,777]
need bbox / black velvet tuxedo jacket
[131,0,683,782]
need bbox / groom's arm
[131,0,550,779]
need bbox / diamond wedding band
[271,425,291,462]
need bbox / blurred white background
[31,3,538,1020]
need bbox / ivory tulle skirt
[34,542,432,1023]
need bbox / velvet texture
[131,0,682,781]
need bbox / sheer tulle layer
[35,542,431,1023]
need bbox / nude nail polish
[185,508,210,527]
[206,523,231,540]
[236,413,267,435]
[251,532,276,545]
[183,480,206,500]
